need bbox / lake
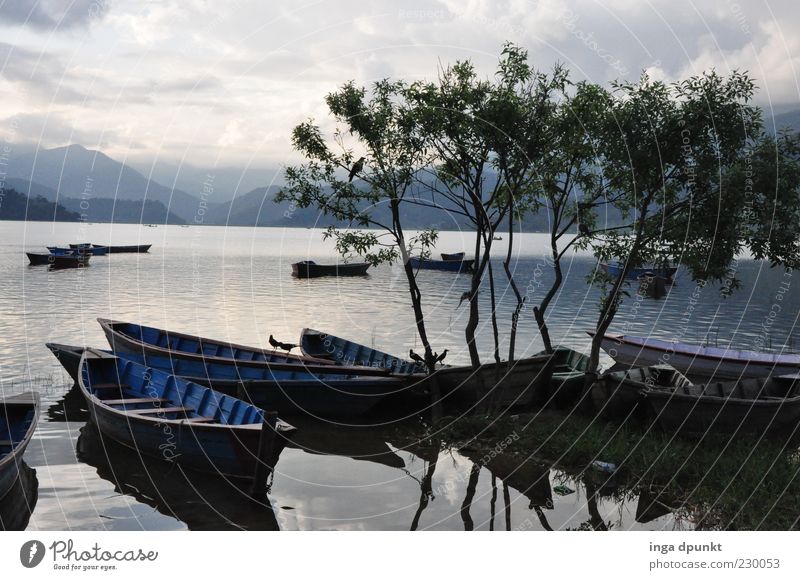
[2,220,798,530]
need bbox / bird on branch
[269,335,297,352]
[434,349,448,364]
[409,349,425,365]
[348,157,365,182]
[458,290,477,308]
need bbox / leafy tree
[277,79,446,417]
[583,71,800,389]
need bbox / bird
[434,349,449,364]
[579,223,591,236]
[269,334,297,352]
[409,349,425,365]
[458,290,477,308]
[348,157,365,182]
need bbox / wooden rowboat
[440,252,465,261]
[69,243,108,256]
[600,262,677,282]
[27,251,91,268]
[589,331,800,379]
[299,328,427,375]
[77,349,296,479]
[644,372,800,437]
[591,365,688,420]
[408,256,474,272]
[0,392,39,501]
[539,347,590,408]
[432,354,552,407]
[94,244,151,253]
[98,319,393,377]
[52,343,407,417]
[291,261,370,278]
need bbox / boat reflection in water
[0,462,38,530]
[76,424,280,530]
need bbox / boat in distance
[299,328,428,375]
[0,392,40,500]
[50,343,410,417]
[589,330,800,379]
[77,349,296,478]
[291,260,370,278]
[26,252,91,268]
[440,252,465,261]
[408,256,475,272]
[98,319,394,377]
[69,243,109,256]
[94,244,151,253]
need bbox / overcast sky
[1,0,798,171]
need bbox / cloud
[0,0,108,31]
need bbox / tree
[583,71,800,391]
[277,79,446,418]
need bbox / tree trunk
[534,230,563,355]
[503,208,524,362]
[410,454,438,531]
[460,463,481,531]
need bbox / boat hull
[0,393,39,501]
[592,332,800,379]
[432,355,551,407]
[408,257,474,272]
[96,244,151,253]
[600,263,677,281]
[78,351,295,479]
[291,261,370,278]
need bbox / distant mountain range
[0,187,80,222]
[5,106,798,230]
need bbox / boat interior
[0,402,36,459]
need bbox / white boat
[588,330,800,379]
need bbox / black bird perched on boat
[348,157,365,182]
[268,334,297,352]
[409,349,425,365]
[434,349,448,364]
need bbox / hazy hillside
[0,188,80,221]
[770,109,800,134]
[6,177,185,224]
[6,145,203,221]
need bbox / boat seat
[92,383,130,390]
[102,397,170,406]
[126,406,195,416]
[181,417,215,423]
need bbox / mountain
[0,188,80,221]
[769,108,800,134]
[6,145,202,221]
[6,177,185,224]
[130,159,284,204]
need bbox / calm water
[2,221,798,530]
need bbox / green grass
[430,411,800,530]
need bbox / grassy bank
[428,410,800,530]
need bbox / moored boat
[644,372,800,437]
[0,392,39,501]
[53,343,409,417]
[589,331,800,379]
[539,347,590,408]
[27,252,90,268]
[291,261,370,278]
[408,256,474,272]
[69,243,108,256]
[591,365,688,420]
[77,349,296,479]
[440,252,465,261]
[432,354,552,407]
[94,244,151,253]
[299,328,427,375]
[98,319,393,377]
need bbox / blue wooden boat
[600,262,677,282]
[94,244,151,254]
[77,349,296,479]
[52,343,408,417]
[47,246,90,256]
[409,256,474,272]
[299,328,427,375]
[69,243,108,256]
[98,319,394,377]
[0,462,37,531]
[27,252,90,268]
[0,392,39,501]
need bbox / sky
[1,0,799,173]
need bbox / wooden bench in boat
[92,383,130,390]
[101,397,170,406]
[126,406,195,416]
[181,416,215,423]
